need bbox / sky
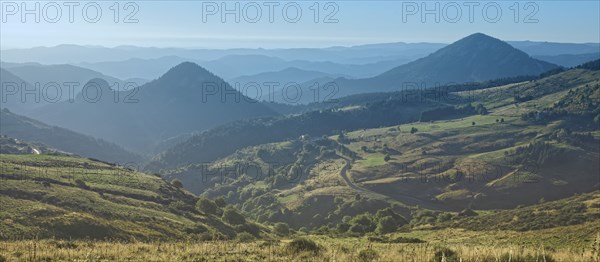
[1,1,599,49]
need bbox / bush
[457,208,478,217]
[235,222,261,237]
[375,216,397,234]
[214,197,227,207]
[196,197,219,215]
[287,238,320,254]
[384,154,391,162]
[349,214,376,234]
[171,179,183,188]
[236,232,256,242]
[433,247,459,262]
[0,255,6,262]
[186,223,208,234]
[337,222,351,233]
[389,236,425,243]
[273,222,290,236]
[357,248,379,262]
[222,207,246,225]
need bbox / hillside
[153,66,600,231]
[28,62,278,152]
[0,69,42,114]
[0,109,142,164]
[0,154,273,241]
[3,63,127,101]
[146,90,448,171]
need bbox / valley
[1,31,599,261]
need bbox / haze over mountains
[26,63,277,152]
[272,33,560,104]
[0,109,141,163]
[1,27,599,258]
[1,33,598,157]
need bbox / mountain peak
[451,33,510,48]
[462,32,496,40]
[376,33,557,86]
[159,62,216,83]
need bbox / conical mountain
[29,62,278,152]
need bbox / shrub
[222,207,246,225]
[457,209,478,217]
[171,179,183,188]
[196,197,219,215]
[433,247,459,262]
[186,223,208,234]
[236,232,255,242]
[436,213,453,223]
[214,197,227,207]
[349,214,376,234]
[337,222,351,233]
[273,222,290,236]
[287,238,320,254]
[389,236,425,243]
[375,216,397,234]
[235,222,261,237]
[357,248,379,262]
[0,255,5,262]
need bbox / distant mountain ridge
[26,62,278,152]
[294,33,560,103]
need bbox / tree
[410,127,418,134]
[171,179,183,188]
[337,222,351,233]
[222,207,246,225]
[475,104,488,115]
[384,154,391,162]
[500,118,505,123]
[376,216,397,234]
[471,122,476,126]
[196,197,219,215]
[214,197,227,207]
[273,222,290,236]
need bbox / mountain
[376,33,558,86]
[0,68,45,114]
[3,63,127,101]
[287,33,561,103]
[0,109,142,164]
[534,52,600,67]
[28,62,278,152]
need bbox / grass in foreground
[1,233,598,262]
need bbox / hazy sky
[1,1,599,49]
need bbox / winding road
[337,155,454,211]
